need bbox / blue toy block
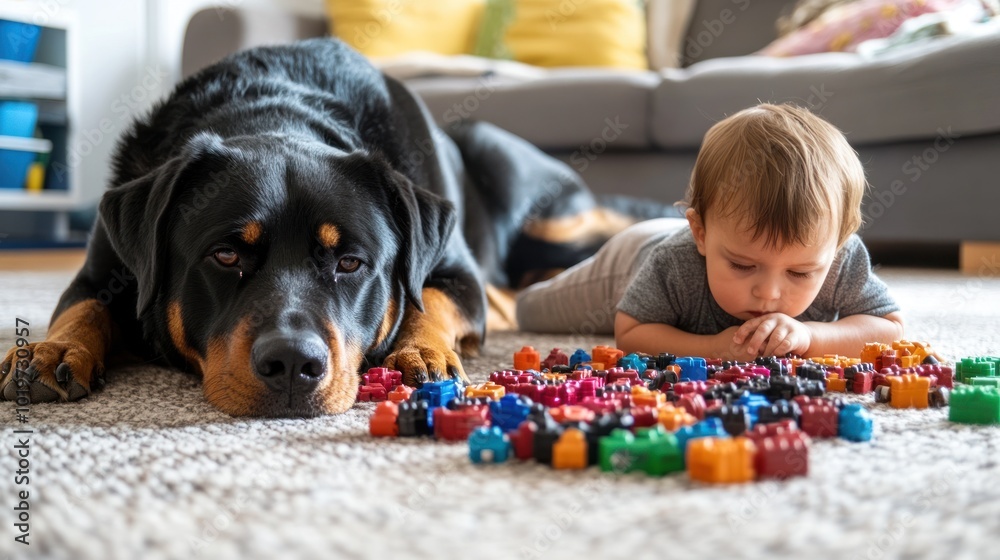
[469,427,511,463]
[676,357,708,381]
[838,403,873,442]
[618,353,647,372]
[737,393,770,426]
[414,380,458,408]
[489,394,532,432]
[674,417,728,463]
[569,349,592,369]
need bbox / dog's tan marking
[323,320,365,414]
[384,288,479,385]
[370,299,399,351]
[202,316,263,416]
[241,221,262,245]
[485,283,518,332]
[168,301,204,375]
[522,208,637,245]
[318,223,341,249]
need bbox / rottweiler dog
[0,38,641,417]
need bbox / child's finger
[744,319,777,355]
[763,327,790,357]
[733,317,764,344]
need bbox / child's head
[684,103,867,321]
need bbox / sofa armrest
[681,0,797,66]
[181,7,328,79]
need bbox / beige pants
[515,218,688,335]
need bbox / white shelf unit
[0,1,79,226]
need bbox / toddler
[516,103,904,360]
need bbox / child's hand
[733,313,812,357]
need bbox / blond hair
[685,103,866,250]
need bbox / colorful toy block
[387,384,414,403]
[657,405,698,432]
[949,386,1000,425]
[917,364,953,389]
[838,404,873,442]
[755,432,809,479]
[532,422,565,465]
[541,348,570,370]
[677,392,707,420]
[929,387,950,408]
[357,383,388,402]
[758,399,802,425]
[433,406,489,441]
[549,405,596,424]
[825,372,847,392]
[570,348,593,369]
[552,428,589,469]
[514,346,541,371]
[397,400,433,437]
[861,343,890,370]
[414,379,459,408]
[489,394,532,432]
[674,418,728,458]
[509,421,537,460]
[369,401,399,437]
[705,404,751,436]
[469,427,510,463]
[598,426,684,476]
[745,418,799,445]
[465,381,505,400]
[888,374,930,409]
[676,357,708,381]
[363,367,402,391]
[956,357,999,384]
[687,437,756,483]
[591,346,622,370]
[800,403,838,438]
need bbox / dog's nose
[251,331,328,393]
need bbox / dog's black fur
[0,38,639,417]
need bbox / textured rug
[0,266,998,560]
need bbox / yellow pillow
[473,0,647,69]
[326,0,486,58]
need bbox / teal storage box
[0,20,42,63]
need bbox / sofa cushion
[651,32,1000,149]
[407,69,659,150]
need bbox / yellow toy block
[862,343,890,365]
[688,437,757,484]
[552,428,588,470]
[465,382,506,400]
[657,405,697,432]
[826,372,847,392]
[888,373,930,409]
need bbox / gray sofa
[181,0,1000,245]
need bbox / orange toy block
[687,437,757,484]
[631,385,667,408]
[514,346,541,371]
[552,428,588,469]
[387,385,415,403]
[657,405,698,432]
[465,382,506,400]
[861,343,890,366]
[592,345,624,370]
[892,340,934,365]
[810,355,860,368]
[369,401,399,437]
[889,374,930,409]
[549,405,596,424]
[542,373,568,383]
[826,372,847,392]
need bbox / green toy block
[599,426,684,476]
[956,357,999,384]
[949,386,1000,425]
[971,377,1000,388]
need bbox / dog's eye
[337,257,360,273]
[214,249,240,267]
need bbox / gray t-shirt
[617,228,899,335]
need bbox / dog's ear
[386,168,457,312]
[98,132,230,318]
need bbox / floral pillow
[759,0,968,56]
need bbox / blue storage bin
[0,101,41,190]
[0,20,42,63]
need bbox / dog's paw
[383,342,470,388]
[0,341,105,403]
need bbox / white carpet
[1,266,999,560]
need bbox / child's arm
[615,311,744,359]
[733,312,905,358]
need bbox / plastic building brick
[892,340,934,367]
[514,346,541,371]
[433,406,489,441]
[591,346,622,370]
[861,343,890,369]
[363,367,402,391]
[737,393,771,425]
[618,353,647,372]
[800,402,838,438]
[745,418,799,445]
[549,405,596,424]
[758,400,802,426]
[357,383,388,402]
[888,374,930,409]
[705,404,751,436]
[687,437,757,483]
[552,428,589,470]
[532,422,565,465]
[414,379,458,408]
[387,384,415,403]
[676,357,708,381]
[917,364,953,389]
[674,381,708,395]
[825,372,847,393]
[369,401,399,437]
[469,427,510,463]
[674,418,728,458]
[658,405,698,432]
[838,403,874,442]
[845,365,873,394]
[956,357,999,384]
[677,392,707,420]
[569,348,593,370]
[874,384,891,404]
[755,432,809,479]
[509,421,537,460]
[631,386,666,408]
[598,426,684,476]
[655,353,677,370]
[541,348,570,371]
[629,405,659,428]
[949,386,1000,425]
[972,377,1000,388]
[929,387,950,408]
[606,367,644,386]
[398,400,433,437]
[797,362,828,381]
[465,381,506,400]
[489,394,532,432]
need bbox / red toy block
[541,348,570,370]
[387,384,414,403]
[489,370,522,389]
[851,370,873,394]
[677,393,707,420]
[756,432,809,479]
[917,364,954,389]
[558,381,579,405]
[630,405,659,428]
[674,381,708,395]
[540,385,562,407]
[514,346,541,371]
[369,401,399,437]
[357,383,388,402]
[800,403,839,438]
[578,396,621,415]
[510,383,543,402]
[510,421,537,460]
[363,367,402,391]
[606,367,643,386]
[569,369,593,381]
[745,419,799,445]
[577,377,602,398]
[434,406,490,441]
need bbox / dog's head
[99,132,455,416]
